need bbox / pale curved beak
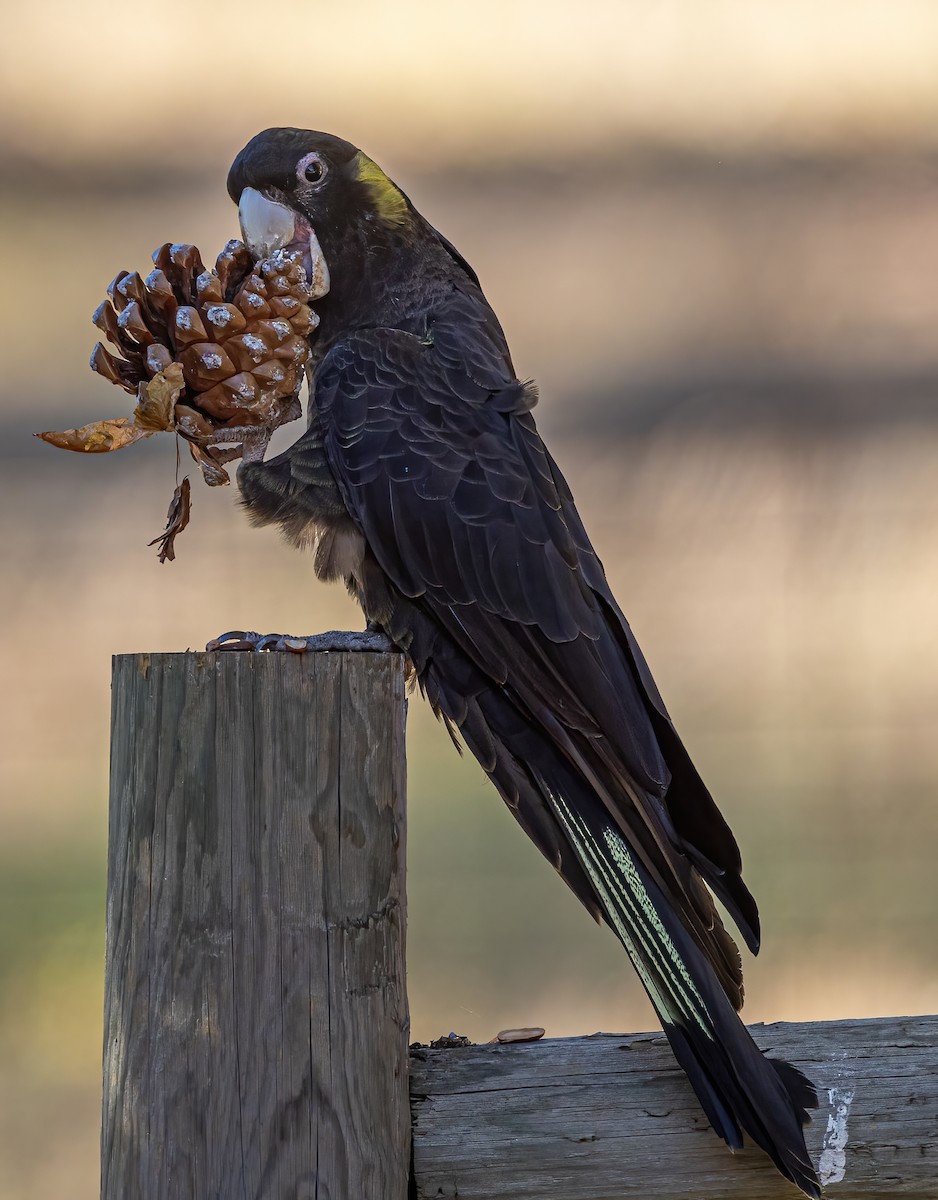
[238,188,296,258]
[237,187,331,300]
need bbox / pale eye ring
[297,152,327,186]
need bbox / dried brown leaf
[147,476,191,563]
[133,363,185,432]
[35,417,153,453]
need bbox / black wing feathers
[303,300,817,1196]
[314,321,747,954]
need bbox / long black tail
[400,598,820,1196]
[542,780,820,1197]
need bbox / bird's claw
[206,629,396,654]
[205,630,268,652]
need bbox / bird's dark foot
[206,628,396,653]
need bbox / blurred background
[3,1,938,1194]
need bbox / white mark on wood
[818,1085,855,1186]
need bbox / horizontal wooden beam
[410,1014,938,1198]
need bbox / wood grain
[102,650,409,1200]
[410,1015,938,1198]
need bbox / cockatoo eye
[297,153,327,186]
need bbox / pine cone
[89,240,317,483]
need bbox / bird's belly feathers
[312,516,366,583]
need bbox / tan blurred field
[3,3,938,1196]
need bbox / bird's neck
[311,215,451,354]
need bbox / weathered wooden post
[101,650,409,1200]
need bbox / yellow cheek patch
[354,152,410,226]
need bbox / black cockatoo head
[227,128,415,305]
